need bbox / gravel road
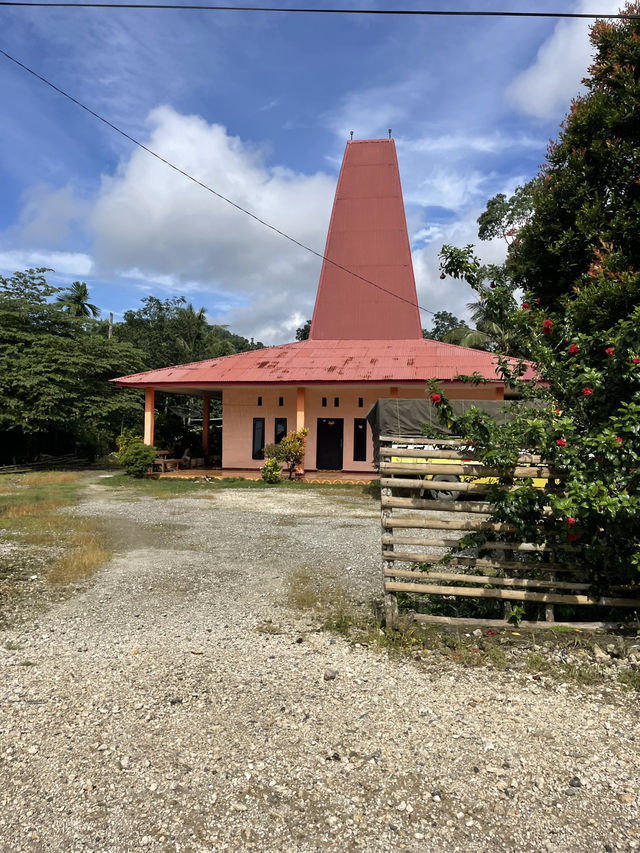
[1,476,639,852]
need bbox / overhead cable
[0,46,437,316]
[0,3,637,17]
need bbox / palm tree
[174,303,210,361]
[444,295,520,356]
[55,281,100,318]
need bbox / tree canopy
[433,6,640,594]
[0,270,144,461]
[0,271,265,462]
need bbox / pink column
[144,388,155,446]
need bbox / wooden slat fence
[380,435,640,629]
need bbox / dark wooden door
[316,418,344,470]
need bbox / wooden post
[380,437,398,627]
[545,572,556,622]
[202,394,210,461]
[108,312,113,339]
[144,387,155,446]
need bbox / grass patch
[47,522,112,585]
[618,669,640,691]
[0,472,111,624]
[312,591,633,689]
[107,473,375,499]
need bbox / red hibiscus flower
[615,436,623,444]
[633,357,640,364]
[605,347,613,357]
[555,438,567,447]
[521,303,529,310]
[568,344,579,354]
[430,393,441,405]
[581,387,593,396]
[542,319,553,334]
[565,517,576,525]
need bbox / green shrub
[119,442,157,478]
[260,457,281,484]
[116,427,144,457]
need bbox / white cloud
[406,168,492,212]
[0,249,93,278]
[400,131,542,156]
[412,208,509,328]
[506,0,622,119]
[327,81,419,142]
[2,183,87,248]
[88,107,335,343]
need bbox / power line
[0,46,437,317]
[0,3,636,18]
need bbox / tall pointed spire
[309,138,422,340]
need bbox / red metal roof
[112,338,537,389]
[309,139,422,341]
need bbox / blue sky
[0,0,622,344]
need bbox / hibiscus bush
[433,7,640,593]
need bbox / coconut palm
[174,303,210,361]
[444,294,521,356]
[55,281,100,318]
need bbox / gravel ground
[1,476,639,852]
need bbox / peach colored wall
[221,382,501,473]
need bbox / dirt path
[1,476,639,852]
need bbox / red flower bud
[605,347,613,357]
[581,387,593,396]
[543,319,553,329]
[535,298,540,303]
[565,517,576,525]
[568,344,579,354]
[521,303,529,310]
[567,532,579,543]
[633,357,640,364]
[615,436,623,444]
[555,438,567,447]
[430,393,441,405]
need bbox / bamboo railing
[380,436,640,629]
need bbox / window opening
[353,418,367,462]
[252,418,265,460]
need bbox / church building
[113,138,526,475]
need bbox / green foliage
[439,244,526,356]
[55,281,100,318]
[115,428,144,456]
[508,604,526,626]
[263,428,308,479]
[422,310,469,343]
[432,8,640,593]
[296,320,311,341]
[0,270,145,462]
[113,296,264,370]
[477,183,535,244]
[118,441,157,478]
[260,457,282,484]
[506,6,640,329]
